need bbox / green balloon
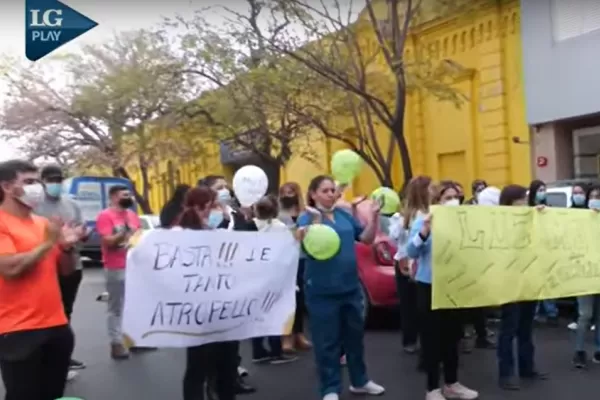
[370,187,401,214]
[331,149,363,184]
[303,224,341,260]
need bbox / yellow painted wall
[132,0,531,212]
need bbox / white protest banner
[122,229,299,348]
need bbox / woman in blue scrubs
[297,175,385,400]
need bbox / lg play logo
[25,0,98,61]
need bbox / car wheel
[360,282,371,324]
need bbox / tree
[167,2,322,190]
[0,30,198,213]
[263,0,474,187]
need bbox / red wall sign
[536,156,548,167]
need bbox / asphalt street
[1,269,599,400]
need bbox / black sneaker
[573,351,587,369]
[499,376,520,391]
[269,354,298,365]
[252,356,271,364]
[592,351,600,364]
[69,359,86,370]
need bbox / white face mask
[443,199,460,207]
[19,183,45,209]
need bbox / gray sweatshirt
[34,194,84,270]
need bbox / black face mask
[118,198,134,208]
[280,196,299,208]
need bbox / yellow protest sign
[431,206,600,309]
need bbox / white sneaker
[349,380,385,395]
[442,382,478,400]
[237,366,249,377]
[568,322,578,331]
[426,389,446,400]
[323,393,339,400]
[66,370,78,382]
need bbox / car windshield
[546,192,567,207]
[140,216,160,230]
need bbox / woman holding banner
[406,180,479,400]
[278,182,312,353]
[176,186,239,400]
[528,180,559,326]
[572,184,600,368]
[496,184,547,390]
[297,175,384,400]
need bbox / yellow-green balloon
[303,224,341,260]
[331,149,363,184]
[370,187,401,214]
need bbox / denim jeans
[536,300,558,318]
[105,269,126,344]
[574,295,600,352]
[497,302,536,379]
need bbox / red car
[347,199,399,321]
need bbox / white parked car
[545,179,600,208]
[139,215,160,230]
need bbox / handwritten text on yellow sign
[431,206,600,309]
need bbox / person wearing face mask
[465,180,487,205]
[277,182,312,353]
[95,185,141,360]
[391,177,431,360]
[458,187,498,353]
[566,184,589,332]
[497,184,547,390]
[247,195,299,365]
[571,184,600,369]
[527,180,559,326]
[198,175,257,396]
[297,175,385,400]
[0,159,81,400]
[407,180,478,400]
[453,181,466,205]
[175,186,240,400]
[34,165,89,377]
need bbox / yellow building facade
[133,0,531,212]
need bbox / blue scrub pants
[306,287,369,397]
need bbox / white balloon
[232,165,269,207]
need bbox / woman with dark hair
[527,180,547,207]
[298,175,384,400]
[566,183,588,332]
[527,180,558,324]
[199,176,256,395]
[407,179,478,400]
[496,184,546,391]
[572,184,600,368]
[177,186,240,400]
[159,184,191,228]
[278,182,312,353]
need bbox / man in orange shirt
[0,160,81,400]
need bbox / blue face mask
[589,199,600,210]
[572,194,586,206]
[45,183,62,198]
[207,210,224,228]
[217,189,232,205]
[535,191,546,204]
